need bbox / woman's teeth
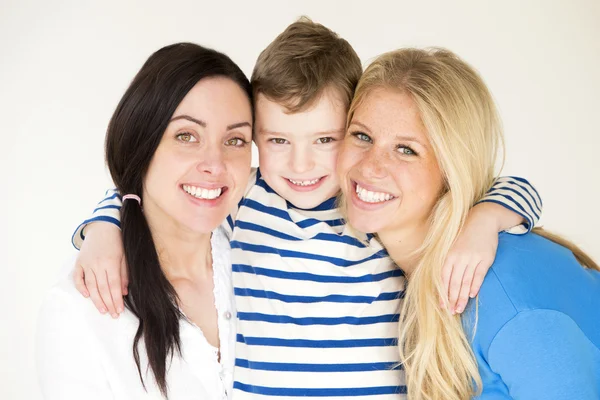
[356,184,395,203]
[183,185,222,200]
[289,177,321,186]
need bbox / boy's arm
[71,189,125,318]
[72,189,122,249]
[442,176,542,314]
[477,176,542,234]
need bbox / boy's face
[254,88,347,209]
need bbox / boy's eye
[397,145,417,156]
[269,138,289,145]
[351,131,372,143]
[315,137,335,144]
[225,138,247,147]
[176,132,197,142]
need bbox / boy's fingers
[455,261,479,314]
[84,269,108,314]
[469,260,490,298]
[96,269,118,318]
[107,270,124,316]
[73,265,89,297]
[448,261,468,313]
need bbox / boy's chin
[283,194,331,210]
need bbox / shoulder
[479,233,580,308]
[484,233,591,311]
[469,232,600,354]
[492,232,576,276]
[465,234,569,348]
[39,265,95,324]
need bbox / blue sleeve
[71,189,122,250]
[477,176,543,234]
[483,309,600,399]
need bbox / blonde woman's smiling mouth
[351,180,398,208]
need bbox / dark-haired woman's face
[143,77,253,235]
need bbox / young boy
[72,18,542,399]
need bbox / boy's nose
[289,146,315,174]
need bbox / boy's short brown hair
[251,17,362,112]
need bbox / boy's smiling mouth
[285,176,327,191]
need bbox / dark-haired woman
[36,43,253,399]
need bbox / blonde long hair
[347,48,599,400]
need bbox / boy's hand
[73,222,127,318]
[441,202,520,314]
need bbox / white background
[1,0,598,398]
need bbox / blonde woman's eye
[316,137,335,144]
[397,146,417,156]
[225,138,247,147]
[176,132,197,142]
[351,131,372,143]
[270,138,289,145]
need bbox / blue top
[465,232,600,399]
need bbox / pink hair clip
[122,194,141,205]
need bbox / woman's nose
[196,146,226,175]
[358,148,388,180]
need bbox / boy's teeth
[289,178,321,186]
[183,185,222,200]
[355,184,395,203]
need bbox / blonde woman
[337,48,600,399]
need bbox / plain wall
[1,0,598,398]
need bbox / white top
[36,227,236,400]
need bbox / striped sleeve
[221,168,260,240]
[477,176,542,234]
[71,189,122,250]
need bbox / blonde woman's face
[337,88,445,237]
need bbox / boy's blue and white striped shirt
[226,170,407,399]
[72,171,542,400]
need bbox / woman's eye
[270,138,289,145]
[225,138,247,147]
[352,131,372,143]
[176,132,197,142]
[316,137,335,144]
[397,146,417,156]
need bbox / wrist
[470,202,504,233]
[83,221,121,239]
